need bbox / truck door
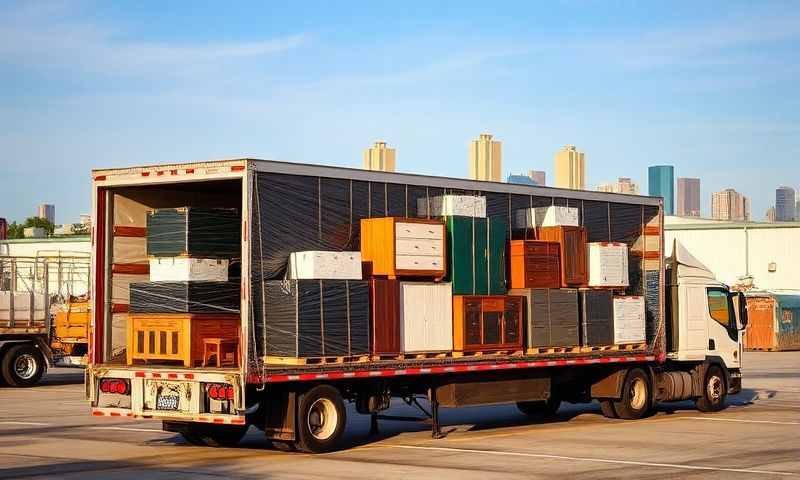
[705,288,740,369]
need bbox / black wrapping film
[369,182,386,217]
[645,270,661,345]
[262,280,369,358]
[610,203,642,245]
[320,177,354,251]
[407,185,429,218]
[130,281,240,314]
[485,192,509,218]
[386,183,406,217]
[579,290,613,346]
[351,180,370,249]
[583,200,610,243]
[147,207,240,258]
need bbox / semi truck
[1,255,91,386]
[86,159,747,453]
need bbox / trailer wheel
[1,344,46,387]
[695,365,727,413]
[296,385,347,453]
[599,399,618,419]
[516,395,561,417]
[612,368,651,420]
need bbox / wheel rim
[707,375,723,403]
[14,354,38,380]
[629,377,647,410]
[307,398,338,440]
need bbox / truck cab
[665,240,747,400]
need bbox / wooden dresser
[509,240,561,289]
[360,217,446,279]
[538,226,588,287]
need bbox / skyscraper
[766,206,776,223]
[363,141,396,172]
[676,177,701,217]
[554,145,585,190]
[711,188,750,221]
[775,186,796,221]
[596,177,639,194]
[37,203,55,224]
[507,174,536,185]
[648,166,675,215]
[469,133,502,182]
[528,170,546,186]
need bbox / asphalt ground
[0,351,798,479]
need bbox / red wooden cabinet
[509,240,561,289]
[538,226,588,287]
[453,296,523,352]
[370,279,401,355]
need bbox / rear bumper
[87,366,246,425]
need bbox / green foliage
[6,217,55,238]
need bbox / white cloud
[0,1,309,75]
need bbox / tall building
[775,186,796,221]
[528,170,546,186]
[711,188,750,221]
[37,203,55,224]
[766,206,776,223]
[468,133,502,182]
[554,145,585,190]
[796,200,800,220]
[676,177,701,217]
[507,174,536,185]
[596,177,639,195]
[0,218,7,240]
[648,166,675,215]
[363,141,396,172]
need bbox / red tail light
[99,379,130,395]
[206,383,234,401]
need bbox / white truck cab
[664,240,747,405]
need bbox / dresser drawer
[395,255,444,271]
[395,222,443,240]
[396,238,443,256]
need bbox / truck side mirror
[736,292,749,330]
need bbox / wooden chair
[202,337,239,367]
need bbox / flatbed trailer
[87,159,747,453]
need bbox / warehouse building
[664,217,800,291]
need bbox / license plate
[156,395,179,411]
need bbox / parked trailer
[86,159,748,452]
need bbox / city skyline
[363,141,396,172]
[648,166,675,216]
[712,188,751,221]
[0,2,798,222]
[468,133,502,182]
[677,177,701,217]
[776,186,796,222]
[554,145,585,190]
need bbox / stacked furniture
[127,207,242,368]
[510,206,645,350]
[452,296,523,353]
[361,217,451,355]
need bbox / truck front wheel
[695,365,727,413]
[612,368,651,420]
[1,344,46,387]
[296,384,347,453]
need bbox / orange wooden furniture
[202,337,240,367]
[538,226,588,287]
[452,295,523,352]
[360,217,446,279]
[509,240,561,289]
[743,296,776,350]
[127,313,239,367]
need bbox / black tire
[164,421,247,447]
[1,344,46,387]
[695,365,727,413]
[612,368,651,420]
[599,399,618,418]
[516,395,562,417]
[296,385,347,454]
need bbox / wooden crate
[538,226,588,287]
[453,295,523,352]
[509,240,561,289]
[54,302,90,342]
[360,217,446,279]
[127,313,239,367]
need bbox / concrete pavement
[0,351,798,479]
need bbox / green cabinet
[445,216,507,295]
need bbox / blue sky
[1,0,798,224]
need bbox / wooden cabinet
[360,217,446,279]
[127,313,239,367]
[538,226,588,287]
[370,279,401,355]
[509,240,561,289]
[445,216,507,295]
[453,296,523,352]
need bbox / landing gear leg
[369,412,379,436]
[429,387,443,439]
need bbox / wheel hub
[630,377,647,410]
[14,353,38,380]
[307,398,337,440]
[708,375,723,402]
